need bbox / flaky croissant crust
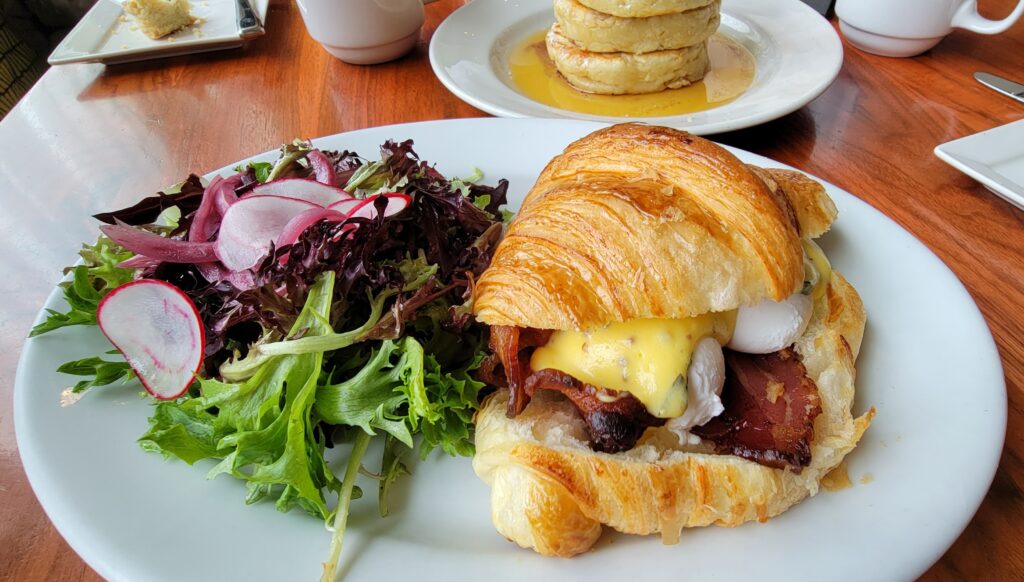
[472,272,873,557]
[474,124,837,331]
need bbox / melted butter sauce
[508,30,756,118]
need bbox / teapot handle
[952,0,1024,34]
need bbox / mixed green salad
[33,139,509,580]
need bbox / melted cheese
[530,314,735,418]
[802,238,832,301]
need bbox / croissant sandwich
[471,124,874,557]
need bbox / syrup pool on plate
[508,31,756,118]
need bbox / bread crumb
[859,473,874,485]
[765,380,783,403]
[60,388,83,407]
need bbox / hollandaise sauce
[802,238,832,301]
[508,31,756,118]
[530,314,735,418]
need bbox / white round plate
[17,119,1004,582]
[428,0,843,134]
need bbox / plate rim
[427,0,843,134]
[14,117,1006,582]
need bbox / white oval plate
[16,119,1004,582]
[428,0,843,134]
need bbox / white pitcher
[836,0,1024,57]
[296,0,438,65]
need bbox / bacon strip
[489,325,551,417]
[692,348,821,471]
[524,369,665,453]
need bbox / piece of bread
[472,271,873,556]
[474,124,835,330]
[124,0,195,39]
[554,0,720,54]
[545,25,708,95]
[747,166,838,239]
[471,124,872,556]
[576,0,715,18]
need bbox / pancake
[555,0,720,53]
[546,24,709,95]
[576,0,714,18]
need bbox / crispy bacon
[524,369,665,453]
[489,326,552,417]
[474,353,505,390]
[692,348,821,471]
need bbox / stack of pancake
[546,0,721,95]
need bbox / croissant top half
[474,124,838,331]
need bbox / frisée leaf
[31,237,135,337]
[56,356,135,395]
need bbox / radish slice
[250,178,352,207]
[101,224,219,263]
[196,263,256,291]
[195,262,222,285]
[347,193,411,220]
[190,174,242,243]
[276,208,347,249]
[326,198,363,214]
[343,198,375,220]
[215,195,319,271]
[307,150,338,186]
[97,280,204,400]
[191,175,223,243]
[213,175,241,216]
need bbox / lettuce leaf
[316,335,484,459]
[56,356,135,395]
[378,434,409,517]
[31,237,135,337]
[315,340,416,447]
[92,175,205,226]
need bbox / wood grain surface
[1,0,1022,580]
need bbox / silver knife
[975,72,1024,104]
[236,0,265,40]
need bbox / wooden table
[1,1,1021,579]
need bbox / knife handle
[236,0,265,39]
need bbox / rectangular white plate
[48,0,268,65]
[934,118,1024,212]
